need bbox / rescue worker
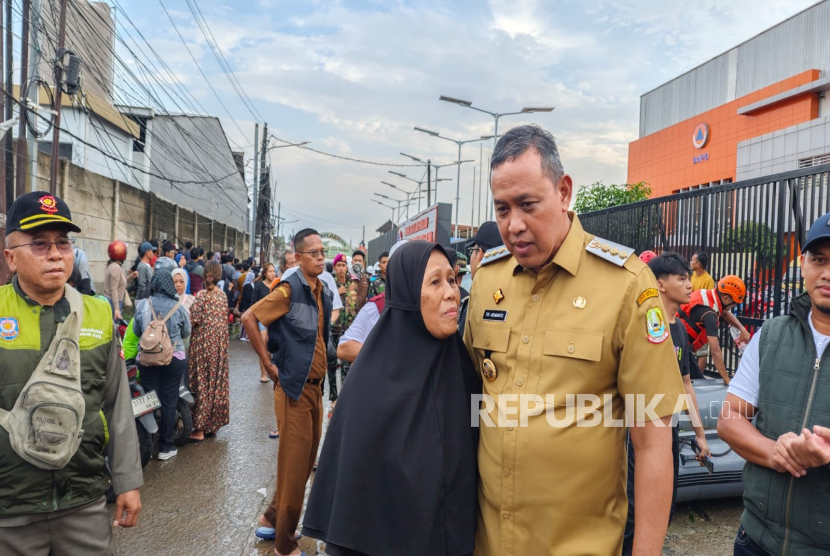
[677,276,750,384]
[0,191,142,555]
[464,125,686,555]
[719,211,830,555]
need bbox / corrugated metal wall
[640,0,830,137]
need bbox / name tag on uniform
[483,309,508,322]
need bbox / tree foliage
[573,181,652,214]
[719,221,785,270]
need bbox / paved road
[111,338,743,555]
[111,339,327,556]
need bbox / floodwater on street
[111,338,743,556]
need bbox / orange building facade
[627,1,830,199]
[629,70,823,197]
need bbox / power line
[268,135,422,168]
[183,0,264,123]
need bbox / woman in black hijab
[302,241,480,556]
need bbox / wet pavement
[111,338,743,555]
[111,339,330,556]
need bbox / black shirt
[669,319,702,379]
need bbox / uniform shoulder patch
[276,284,290,299]
[636,288,659,306]
[480,245,511,267]
[586,237,633,267]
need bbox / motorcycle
[127,359,160,467]
[115,319,158,468]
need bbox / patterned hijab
[149,269,178,300]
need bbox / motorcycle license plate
[132,390,161,417]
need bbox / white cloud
[119,0,819,238]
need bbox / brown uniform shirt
[252,279,327,380]
[463,213,687,556]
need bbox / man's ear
[655,277,667,293]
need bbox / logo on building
[692,123,709,149]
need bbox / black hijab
[149,269,178,300]
[302,241,480,556]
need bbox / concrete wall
[737,116,830,180]
[32,151,249,291]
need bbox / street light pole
[414,126,488,238]
[439,96,554,218]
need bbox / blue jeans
[139,358,186,452]
[734,525,770,555]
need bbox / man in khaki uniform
[464,125,686,556]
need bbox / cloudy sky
[115,0,817,246]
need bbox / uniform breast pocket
[538,328,604,401]
[472,324,511,395]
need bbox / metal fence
[579,164,830,372]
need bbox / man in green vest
[0,191,142,554]
[719,211,830,555]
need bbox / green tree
[719,221,785,270]
[573,181,652,214]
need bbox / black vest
[267,271,332,401]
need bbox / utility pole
[275,201,281,249]
[4,0,13,207]
[27,0,41,192]
[362,225,365,246]
[48,0,68,195]
[16,0,31,196]
[0,1,6,285]
[256,123,268,262]
[470,167,475,236]
[426,161,431,206]
[250,123,258,256]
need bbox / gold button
[522,336,529,344]
[567,344,575,354]
[507,426,514,432]
[532,294,539,302]
[503,468,511,476]
[503,512,511,519]
[516,378,523,386]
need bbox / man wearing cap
[154,240,178,273]
[135,241,156,300]
[458,221,501,336]
[0,191,142,554]
[719,212,830,555]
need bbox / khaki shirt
[463,214,686,556]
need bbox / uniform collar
[12,276,71,321]
[512,212,583,277]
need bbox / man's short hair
[197,247,205,257]
[378,251,389,262]
[491,124,565,186]
[220,254,228,264]
[352,250,365,261]
[242,261,251,271]
[293,228,320,252]
[694,250,709,270]
[234,258,239,265]
[190,248,199,260]
[207,251,214,260]
[648,252,691,281]
[185,241,193,249]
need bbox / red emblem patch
[39,195,59,214]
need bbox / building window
[799,154,830,168]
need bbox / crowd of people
[4,123,830,556]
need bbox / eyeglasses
[9,238,75,256]
[298,249,326,259]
